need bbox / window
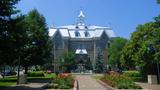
[85,26,88,29]
[84,31,90,37]
[75,30,80,37]
[75,26,79,29]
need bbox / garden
[44,73,75,89]
[0,71,55,88]
[0,71,75,90]
[94,71,143,89]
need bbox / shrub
[123,71,141,77]
[123,71,146,82]
[28,71,44,77]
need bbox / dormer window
[75,30,80,37]
[85,26,88,29]
[75,26,79,29]
[84,31,90,37]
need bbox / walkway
[76,75,107,90]
[1,83,47,90]
[136,82,160,90]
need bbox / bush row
[123,71,141,77]
[28,71,44,77]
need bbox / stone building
[49,11,116,72]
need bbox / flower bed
[44,73,75,89]
[100,71,142,89]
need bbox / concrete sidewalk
[76,75,108,90]
[136,82,160,90]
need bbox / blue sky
[17,0,160,39]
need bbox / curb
[97,79,115,90]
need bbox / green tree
[59,52,75,73]
[94,52,105,73]
[157,0,160,4]
[121,16,160,77]
[0,0,20,66]
[120,42,136,70]
[108,37,128,69]
[20,9,52,74]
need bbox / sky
[16,0,160,39]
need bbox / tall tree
[121,16,160,77]
[120,41,137,69]
[157,0,160,4]
[59,52,75,73]
[108,37,128,69]
[20,9,52,74]
[94,52,105,73]
[0,0,20,66]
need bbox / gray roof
[49,11,116,39]
[49,25,116,39]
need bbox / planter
[19,74,27,84]
[148,75,157,84]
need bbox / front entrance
[74,54,93,73]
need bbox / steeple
[77,10,85,25]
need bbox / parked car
[1,70,17,76]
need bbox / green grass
[0,73,56,87]
[0,76,17,86]
[92,76,102,80]
[0,82,16,86]
[44,73,56,78]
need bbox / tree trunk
[24,66,28,74]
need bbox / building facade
[49,11,116,72]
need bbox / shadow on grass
[0,86,44,90]
[28,77,51,83]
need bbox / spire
[77,10,85,25]
[78,10,85,18]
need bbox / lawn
[0,72,56,87]
[0,76,17,86]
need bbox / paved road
[76,75,107,90]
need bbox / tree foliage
[121,16,160,75]
[94,52,105,73]
[59,52,75,73]
[120,42,136,69]
[0,0,20,65]
[19,9,52,74]
[108,37,128,69]
[157,0,160,4]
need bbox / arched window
[85,26,88,29]
[75,30,80,37]
[84,31,90,37]
[75,26,79,29]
